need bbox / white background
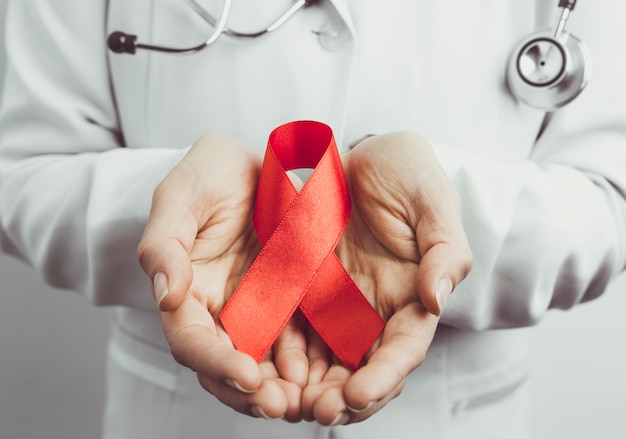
[0,1,625,437]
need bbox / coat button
[313,20,351,51]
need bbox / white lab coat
[1,1,625,438]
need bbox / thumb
[137,234,194,312]
[137,185,197,312]
[414,241,472,317]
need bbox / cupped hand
[302,132,473,425]
[137,135,308,421]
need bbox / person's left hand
[301,132,473,426]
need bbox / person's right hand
[137,135,308,422]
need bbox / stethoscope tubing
[128,0,314,54]
[108,0,588,110]
[187,0,309,39]
[134,0,232,54]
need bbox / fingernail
[347,400,375,414]
[152,272,169,306]
[330,411,350,426]
[435,277,453,316]
[225,378,255,394]
[251,405,272,420]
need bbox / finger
[273,310,308,388]
[413,173,473,316]
[274,378,304,423]
[344,379,404,424]
[301,364,352,424]
[137,175,198,311]
[344,302,438,412]
[298,326,332,422]
[167,323,263,392]
[312,381,350,426]
[256,355,304,422]
[198,374,289,419]
[174,326,291,418]
[306,325,332,387]
[304,354,405,426]
[163,297,263,393]
[314,377,404,426]
[415,239,473,317]
[193,341,299,420]
[300,326,332,421]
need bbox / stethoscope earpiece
[506,1,591,110]
[107,31,138,54]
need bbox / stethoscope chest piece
[506,29,591,110]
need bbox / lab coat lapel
[328,0,355,33]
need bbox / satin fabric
[221,121,383,369]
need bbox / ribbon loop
[220,121,384,370]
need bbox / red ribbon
[220,121,385,370]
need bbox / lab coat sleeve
[0,1,187,309]
[437,6,626,330]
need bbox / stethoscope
[506,0,590,110]
[107,0,590,111]
[107,0,321,54]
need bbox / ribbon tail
[300,254,385,371]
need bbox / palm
[338,184,420,322]
[156,135,262,333]
[162,195,303,420]
[186,184,261,317]
[341,131,471,320]
[162,172,261,357]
